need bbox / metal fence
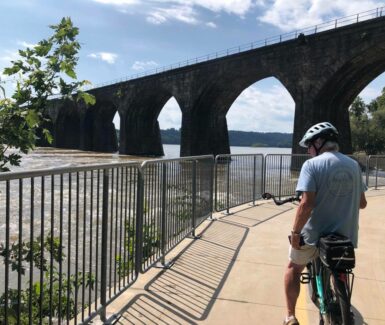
[0,163,141,325]
[1,153,384,324]
[0,157,214,324]
[264,154,310,199]
[139,156,214,272]
[214,153,385,212]
[215,154,264,212]
[367,155,385,189]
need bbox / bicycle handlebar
[262,192,301,205]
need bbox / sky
[1,0,385,133]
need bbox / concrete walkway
[105,188,385,325]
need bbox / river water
[10,145,291,171]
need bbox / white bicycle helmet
[299,122,338,148]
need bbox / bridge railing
[83,6,385,91]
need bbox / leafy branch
[0,17,95,172]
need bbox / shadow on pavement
[114,220,248,323]
[217,201,293,227]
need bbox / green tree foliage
[0,17,95,172]
[0,234,94,324]
[350,89,385,154]
[160,128,292,147]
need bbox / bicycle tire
[333,273,354,325]
[320,272,353,325]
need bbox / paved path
[104,188,385,325]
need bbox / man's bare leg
[284,261,305,317]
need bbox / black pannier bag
[319,233,355,270]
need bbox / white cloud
[88,52,118,64]
[132,60,158,70]
[206,21,217,28]
[258,0,384,31]
[147,5,199,25]
[0,50,19,62]
[146,11,168,24]
[169,0,255,16]
[16,40,36,48]
[92,0,138,5]
[226,82,295,132]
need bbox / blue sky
[1,0,385,133]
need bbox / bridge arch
[188,72,295,156]
[227,77,295,146]
[158,97,182,157]
[312,46,385,153]
[119,87,183,156]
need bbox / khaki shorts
[289,244,319,265]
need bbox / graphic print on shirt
[327,167,354,196]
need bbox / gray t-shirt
[296,151,366,247]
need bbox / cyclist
[283,122,367,325]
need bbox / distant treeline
[160,128,292,147]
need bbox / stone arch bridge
[45,15,385,156]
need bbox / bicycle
[262,192,355,325]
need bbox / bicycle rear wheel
[321,272,353,325]
[333,273,354,324]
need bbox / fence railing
[139,156,213,272]
[1,153,384,323]
[214,153,384,212]
[0,162,142,324]
[215,154,264,212]
[0,157,214,324]
[367,155,385,189]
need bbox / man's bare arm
[360,192,367,209]
[291,191,316,249]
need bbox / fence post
[161,164,167,265]
[214,157,218,211]
[226,157,231,214]
[262,155,266,196]
[100,170,109,322]
[279,155,283,200]
[252,155,256,205]
[366,156,370,187]
[191,160,198,237]
[209,158,214,219]
[375,156,379,190]
[135,168,144,273]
